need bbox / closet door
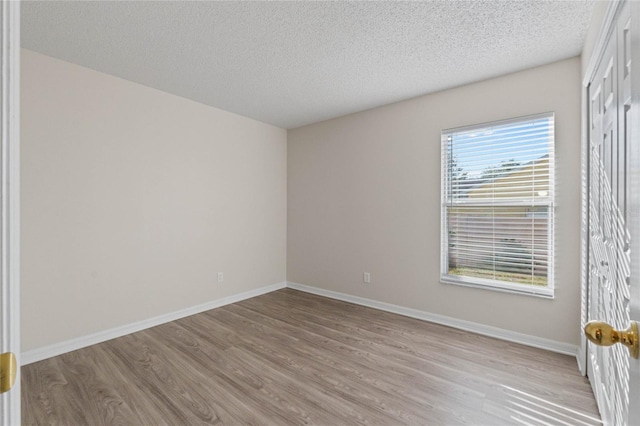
[585,2,639,424]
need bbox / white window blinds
[441,113,554,297]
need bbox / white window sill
[441,274,555,299]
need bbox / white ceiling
[22,1,595,129]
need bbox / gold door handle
[0,352,16,393]
[584,321,638,359]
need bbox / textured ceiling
[22,1,595,129]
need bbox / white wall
[21,49,287,352]
[288,57,582,345]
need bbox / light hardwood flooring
[22,288,601,425]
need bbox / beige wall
[582,1,612,76]
[21,49,287,352]
[288,57,582,345]
[22,43,588,352]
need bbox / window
[441,113,554,297]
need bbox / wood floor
[22,289,601,425]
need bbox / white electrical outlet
[363,272,371,284]
[217,272,224,283]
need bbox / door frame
[0,0,20,425]
[628,1,640,421]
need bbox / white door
[0,0,21,425]
[586,1,640,425]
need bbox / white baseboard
[286,281,578,357]
[576,354,586,376]
[23,280,578,365]
[576,343,587,376]
[22,281,287,365]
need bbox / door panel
[586,2,639,425]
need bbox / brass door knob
[0,352,16,394]
[584,321,639,359]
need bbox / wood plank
[22,289,600,425]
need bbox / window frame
[440,113,555,298]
